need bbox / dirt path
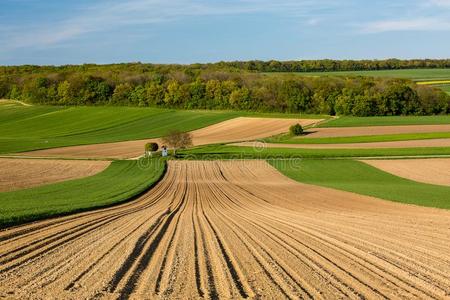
[301,124,450,138]
[235,138,450,149]
[1,160,449,299]
[21,117,320,159]
[0,158,110,192]
[363,158,450,186]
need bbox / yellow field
[417,80,450,85]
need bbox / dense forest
[1,60,449,116]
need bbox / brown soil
[1,160,449,299]
[0,158,110,192]
[363,158,450,186]
[22,117,320,159]
[302,124,450,138]
[235,138,450,149]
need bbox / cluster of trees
[215,59,450,72]
[0,62,449,116]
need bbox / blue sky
[1,0,450,65]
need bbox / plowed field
[22,117,320,159]
[0,158,110,192]
[1,161,449,299]
[363,158,450,186]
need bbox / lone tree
[162,130,193,155]
[289,123,304,136]
[144,142,159,157]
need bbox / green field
[180,144,450,159]
[270,159,450,209]
[0,158,165,228]
[265,132,450,144]
[0,102,325,154]
[268,68,450,80]
[320,115,450,127]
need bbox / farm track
[1,160,450,299]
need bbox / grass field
[319,115,450,127]
[0,158,165,228]
[267,68,450,80]
[0,102,326,154]
[180,144,450,159]
[265,132,450,144]
[270,159,450,209]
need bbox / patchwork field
[22,117,320,159]
[0,158,110,192]
[236,138,450,149]
[0,159,165,227]
[1,160,449,299]
[362,158,450,186]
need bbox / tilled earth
[1,160,449,299]
[0,158,110,192]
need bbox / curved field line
[0,160,449,299]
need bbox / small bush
[289,124,304,136]
[145,142,159,152]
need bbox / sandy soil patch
[0,158,110,192]
[362,158,450,186]
[301,124,450,138]
[22,117,321,159]
[1,160,449,299]
[235,138,450,149]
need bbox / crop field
[362,158,450,186]
[319,115,450,127]
[23,117,321,159]
[269,68,450,80]
[271,159,450,209]
[0,102,324,155]
[0,158,110,192]
[1,160,450,299]
[0,159,165,228]
[2,102,450,298]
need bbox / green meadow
[268,68,450,80]
[0,158,165,228]
[270,159,450,210]
[265,132,450,144]
[319,115,450,127]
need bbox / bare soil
[363,158,450,186]
[302,124,450,138]
[0,158,110,192]
[22,117,320,159]
[1,160,449,299]
[235,138,450,149]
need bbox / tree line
[0,62,449,116]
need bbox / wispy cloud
[361,17,450,33]
[1,0,334,50]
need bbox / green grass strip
[0,158,166,228]
[265,132,450,144]
[319,115,450,127]
[269,159,450,210]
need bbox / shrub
[145,142,159,154]
[289,123,304,136]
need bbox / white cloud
[428,0,450,7]
[360,18,450,33]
